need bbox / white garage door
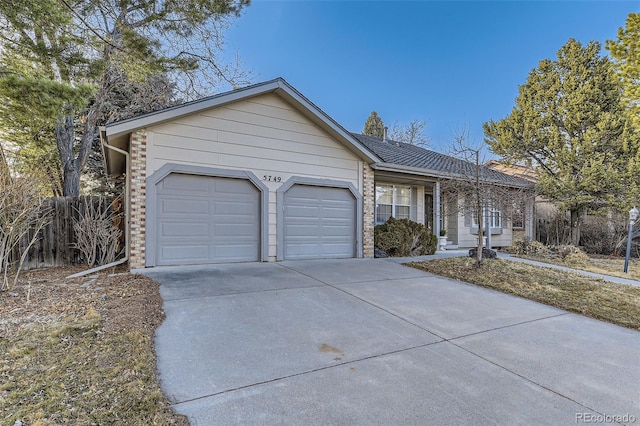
[155,173,260,266]
[283,184,356,260]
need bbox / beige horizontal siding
[153,124,352,161]
[145,92,362,262]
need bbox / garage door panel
[321,243,353,256]
[285,205,321,218]
[322,207,354,220]
[214,201,258,215]
[286,224,320,236]
[161,174,210,193]
[160,245,209,262]
[214,179,256,194]
[156,173,260,266]
[321,224,354,237]
[213,223,258,237]
[161,198,210,215]
[283,185,356,260]
[161,222,209,237]
[213,244,258,259]
[284,243,320,258]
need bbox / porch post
[485,203,492,249]
[525,195,534,240]
[434,181,441,236]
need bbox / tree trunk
[62,162,80,197]
[570,209,582,247]
[55,95,102,197]
[55,114,79,197]
[475,206,484,267]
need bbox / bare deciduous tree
[0,175,50,291]
[443,129,532,266]
[388,119,429,146]
[73,197,123,267]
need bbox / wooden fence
[15,196,124,270]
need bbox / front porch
[373,170,534,250]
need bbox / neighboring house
[101,78,533,268]
[486,160,554,242]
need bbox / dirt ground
[0,265,188,425]
[1,265,162,333]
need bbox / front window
[512,200,524,229]
[376,184,414,224]
[490,208,502,228]
[472,206,502,228]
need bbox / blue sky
[226,1,638,153]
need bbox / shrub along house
[100,78,533,269]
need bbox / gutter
[66,128,131,278]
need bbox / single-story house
[101,78,533,268]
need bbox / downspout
[67,129,130,278]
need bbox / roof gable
[102,78,378,175]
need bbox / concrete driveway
[142,259,640,425]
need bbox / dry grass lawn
[0,266,188,426]
[517,254,640,282]
[408,257,640,330]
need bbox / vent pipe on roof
[383,126,388,142]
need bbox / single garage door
[283,184,356,260]
[156,173,260,266]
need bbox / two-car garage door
[155,173,357,266]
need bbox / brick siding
[363,163,375,258]
[129,129,147,269]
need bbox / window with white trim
[472,207,502,228]
[512,200,524,229]
[375,184,415,224]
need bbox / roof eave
[371,162,533,189]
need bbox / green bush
[374,217,437,257]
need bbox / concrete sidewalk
[387,249,640,287]
[145,258,640,425]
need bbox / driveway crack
[445,338,620,424]
[171,339,444,407]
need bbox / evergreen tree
[483,39,630,246]
[607,12,640,128]
[363,111,385,138]
[0,0,250,196]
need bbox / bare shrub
[579,214,629,255]
[553,245,589,266]
[537,209,572,246]
[0,178,50,290]
[510,238,549,257]
[73,197,123,267]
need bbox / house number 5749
[262,175,282,182]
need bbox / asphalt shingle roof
[351,133,532,188]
